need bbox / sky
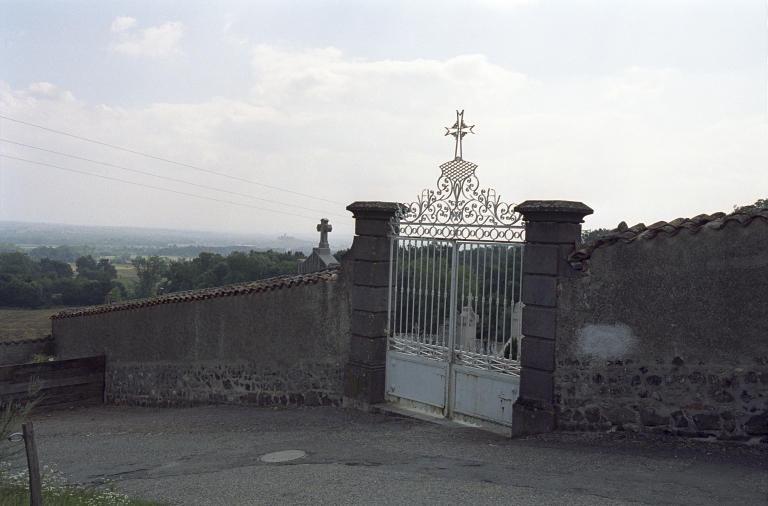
[0,0,766,243]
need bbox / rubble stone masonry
[553,213,767,439]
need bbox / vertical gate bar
[403,239,413,340]
[388,236,396,345]
[408,240,419,341]
[398,240,407,337]
[511,244,518,357]
[518,244,524,337]
[502,245,509,356]
[442,242,450,348]
[416,239,424,343]
[474,244,480,332]
[446,239,460,417]
[458,244,467,351]
[424,241,435,342]
[406,240,417,341]
[494,245,501,354]
[397,239,408,337]
[416,239,424,341]
[437,244,443,347]
[490,246,495,354]
[437,243,443,347]
[423,240,429,341]
[447,241,459,355]
[429,241,437,340]
[480,245,487,354]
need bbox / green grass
[114,265,138,289]
[0,467,170,506]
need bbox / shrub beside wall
[553,213,768,439]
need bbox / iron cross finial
[444,110,474,160]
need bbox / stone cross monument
[298,218,341,274]
[317,218,332,249]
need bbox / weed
[0,465,170,506]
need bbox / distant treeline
[155,245,270,257]
[162,250,307,293]
[0,249,312,308]
[0,252,125,308]
[26,245,98,263]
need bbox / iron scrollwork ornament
[391,110,524,242]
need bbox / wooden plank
[0,355,105,411]
[33,384,104,407]
[0,355,104,376]
[0,356,105,382]
[0,356,104,378]
[0,372,104,395]
[32,397,102,413]
[0,366,104,388]
[1,382,104,408]
[1,381,103,403]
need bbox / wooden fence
[0,356,105,411]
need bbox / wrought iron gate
[385,111,525,434]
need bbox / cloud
[249,45,530,111]
[111,16,136,33]
[27,82,77,102]
[476,0,538,9]
[110,19,184,57]
[0,82,77,107]
[223,14,249,46]
[0,46,763,237]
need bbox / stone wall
[53,267,351,407]
[553,214,768,439]
[0,335,55,366]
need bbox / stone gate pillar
[511,200,593,436]
[343,201,400,410]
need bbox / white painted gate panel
[452,364,519,434]
[386,352,447,413]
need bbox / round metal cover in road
[259,450,307,463]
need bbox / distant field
[0,307,80,342]
[115,264,138,288]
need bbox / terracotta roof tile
[52,268,340,320]
[568,208,767,270]
[0,334,54,347]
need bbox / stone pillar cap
[514,200,594,224]
[346,201,400,219]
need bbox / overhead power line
[0,139,349,219]
[0,154,353,227]
[0,115,345,205]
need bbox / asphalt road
[19,405,768,506]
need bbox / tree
[0,252,39,279]
[96,258,118,279]
[132,255,167,298]
[75,255,98,279]
[734,198,767,212]
[0,278,46,308]
[581,228,612,243]
[38,258,73,279]
[75,256,117,281]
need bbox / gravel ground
[17,404,768,506]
